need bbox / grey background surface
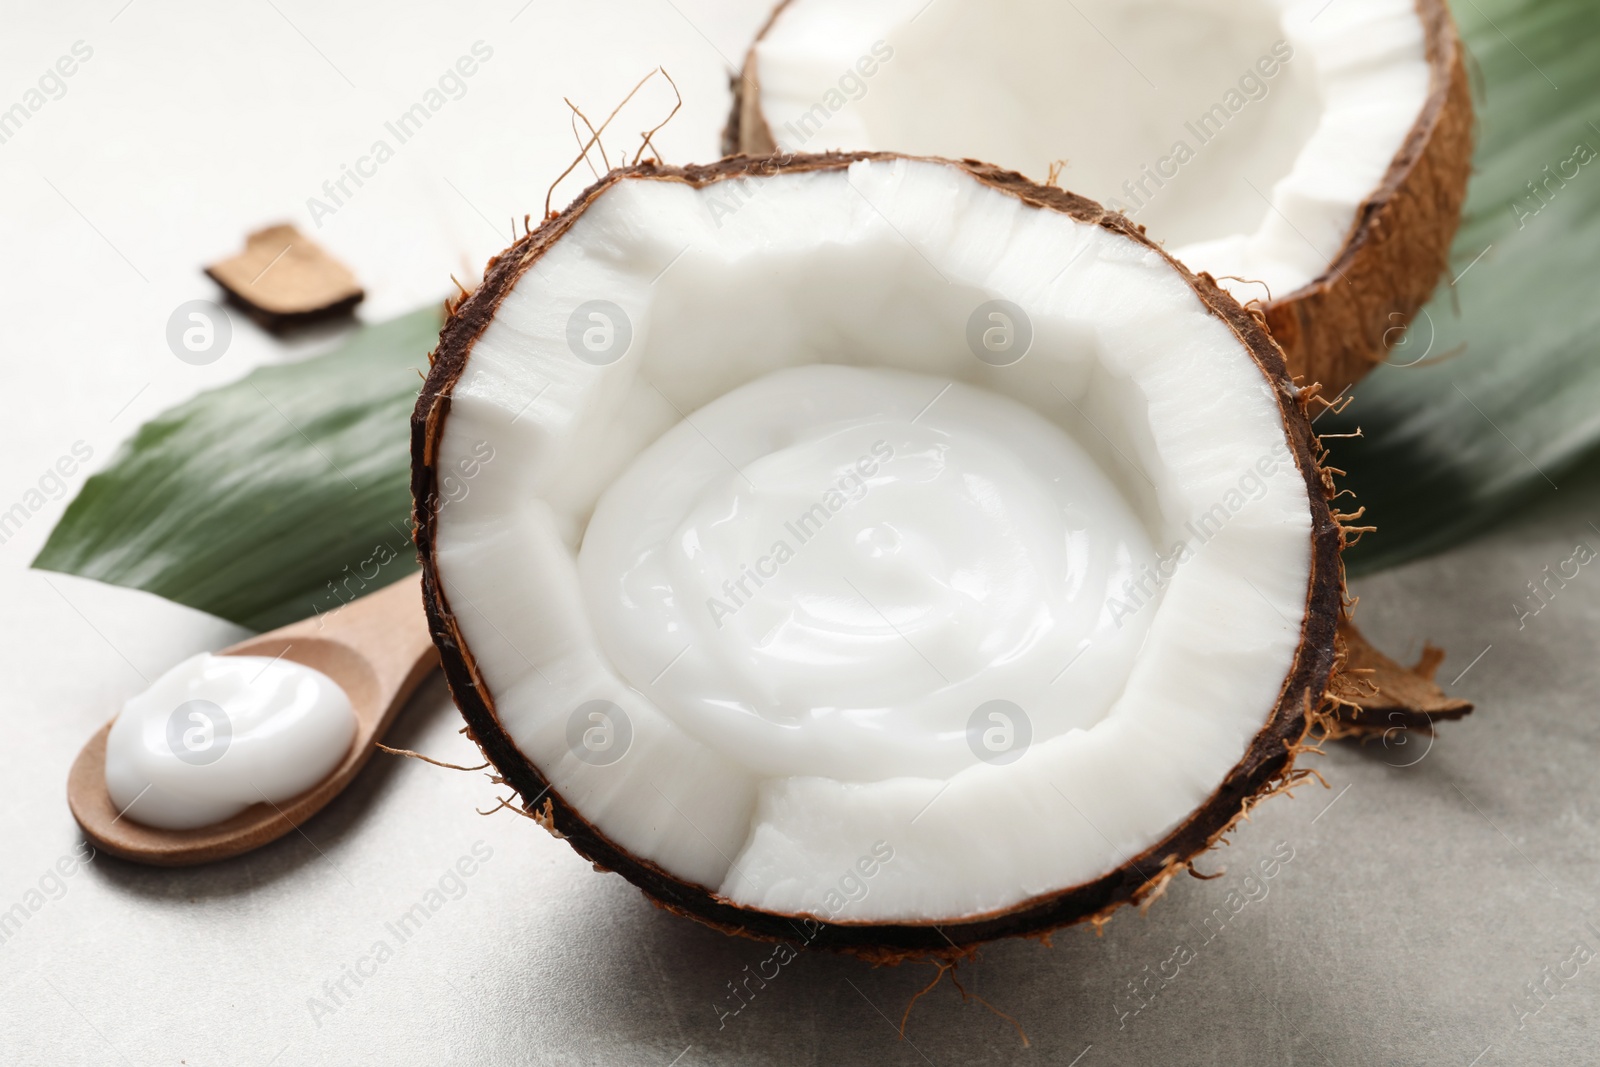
[2,1,1596,1064]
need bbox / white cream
[578,365,1156,780]
[104,653,357,830]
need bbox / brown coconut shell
[722,0,1475,399]
[411,153,1345,960]
[204,223,364,330]
[1329,618,1473,736]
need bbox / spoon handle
[229,570,437,714]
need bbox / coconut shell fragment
[205,223,364,330]
[1328,618,1473,737]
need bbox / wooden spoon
[67,572,438,866]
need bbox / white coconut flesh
[433,157,1313,922]
[750,0,1429,303]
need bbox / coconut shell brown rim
[722,0,1475,398]
[410,152,1343,960]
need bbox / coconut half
[727,0,1473,396]
[412,153,1342,956]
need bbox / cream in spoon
[103,652,357,830]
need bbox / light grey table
[3,2,1595,1063]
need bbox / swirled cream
[104,653,357,830]
[577,365,1155,780]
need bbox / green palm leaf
[32,308,440,631]
[1327,0,1600,573]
